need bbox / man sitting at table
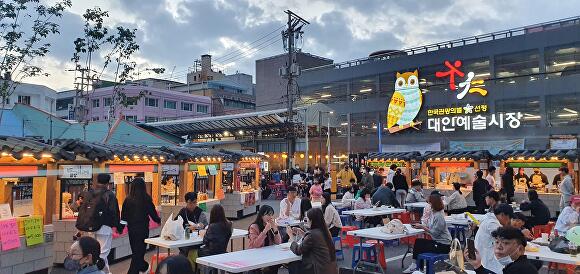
[519,189,550,229]
[475,203,513,274]
[467,226,539,274]
[371,182,400,208]
[406,179,426,204]
[279,186,301,220]
[510,213,534,240]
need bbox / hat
[570,195,580,205]
[494,203,514,217]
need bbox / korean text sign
[0,218,21,251]
[24,216,44,246]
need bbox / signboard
[144,172,153,182]
[208,165,218,175]
[260,161,269,172]
[0,204,12,219]
[162,165,180,175]
[386,60,522,134]
[108,164,157,173]
[0,166,39,178]
[450,139,525,154]
[0,218,20,251]
[223,163,234,171]
[68,104,74,120]
[197,165,208,176]
[550,138,577,149]
[113,172,124,185]
[239,162,258,169]
[59,165,92,179]
[23,216,44,246]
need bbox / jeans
[396,189,407,207]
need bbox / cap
[494,203,514,217]
[570,195,580,205]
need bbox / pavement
[51,198,553,274]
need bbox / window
[181,102,193,111]
[351,112,379,137]
[125,96,139,106]
[103,97,112,107]
[495,97,541,127]
[164,100,176,109]
[351,77,377,101]
[145,116,158,123]
[17,95,31,105]
[145,97,158,107]
[545,42,580,78]
[92,116,100,121]
[124,115,137,123]
[547,93,580,126]
[196,104,209,113]
[2,97,10,105]
[223,99,255,109]
[92,99,100,108]
[495,50,540,83]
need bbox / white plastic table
[525,245,580,265]
[196,243,301,273]
[444,214,486,226]
[348,224,425,273]
[145,229,248,262]
[342,207,406,217]
[405,202,430,209]
[275,218,303,227]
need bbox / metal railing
[303,15,580,72]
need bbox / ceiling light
[474,73,491,78]
[340,122,348,126]
[238,130,244,135]
[359,88,372,93]
[563,108,577,114]
[557,113,578,117]
[321,94,332,98]
[554,61,576,67]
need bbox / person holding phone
[248,205,282,274]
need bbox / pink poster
[0,218,21,251]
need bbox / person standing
[529,168,548,189]
[360,166,375,193]
[121,178,161,274]
[336,164,357,194]
[309,178,324,203]
[386,164,397,185]
[486,166,497,190]
[519,190,550,229]
[393,168,409,207]
[76,174,123,274]
[514,168,530,190]
[558,167,574,210]
[323,173,332,193]
[474,203,513,274]
[501,167,515,203]
[473,170,492,214]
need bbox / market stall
[52,140,171,263]
[496,149,578,215]
[366,151,422,185]
[0,136,76,273]
[219,150,263,219]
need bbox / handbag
[434,260,468,274]
[548,236,570,254]
[448,238,464,271]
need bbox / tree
[71,8,164,139]
[0,0,71,125]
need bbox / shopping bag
[448,238,464,271]
[160,213,185,241]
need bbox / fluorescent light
[557,113,578,117]
[372,125,378,129]
[474,73,491,77]
[563,108,578,114]
[359,88,372,93]
[321,94,332,98]
[523,113,541,120]
[554,61,576,67]
[340,122,348,126]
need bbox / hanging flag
[197,165,207,176]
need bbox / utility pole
[281,10,309,170]
[70,68,96,141]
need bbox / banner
[449,139,524,154]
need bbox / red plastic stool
[365,240,387,269]
[341,226,359,248]
[150,253,169,274]
[393,212,412,224]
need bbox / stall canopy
[0,136,75,161]
[495,149,578,161]
[423,150,492,161]
[367,151,422,161]
[55,139,173,162]
[218,149,265,162]
[159,146,231,162]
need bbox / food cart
[52,140,171,264]
[0,136,75,273]
[366,151,422,185]
[496,149,578,215]
[219,150,263,219]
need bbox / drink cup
[541,233,549,242]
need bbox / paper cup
[541,233,549,242]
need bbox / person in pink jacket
[248,205,282,274]
[309,178,324,203]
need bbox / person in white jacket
[446,183,468,214]
[555,195,580,235]
[474,203,513,274]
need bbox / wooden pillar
[254,165,260,189]
[0,179,11,206]
[178,163,187,202]
[32,176,48,224]
[45,163,58,224]
[185,170,194,194]
[215,163,223,198]
[152,166,160,206]
[116,183,126,207]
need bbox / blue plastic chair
[448,226,467,244]
[416,253,449,274]
[351,243,378,269]
[340,214,351,226]
[333,236,344,261]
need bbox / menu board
[60,165,93,179]
[0,204,11,219]
[162,165,180,175]
[144,172,154,182]
[0,218,20,251]
[23,216,44,246]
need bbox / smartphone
[467,239,476,260]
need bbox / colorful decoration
[387,70,422,133]
[565,225,580,246]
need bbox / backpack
[75,189,107,232]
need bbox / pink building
[87,85,212,123]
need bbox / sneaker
[402,262,417,274]
[139,262,150,274]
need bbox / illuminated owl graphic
[387,70,422,133]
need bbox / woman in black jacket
[393,168,409,207]
[199,204,233,257]
[502,167,515,203]
[121,178,161,274]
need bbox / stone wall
[0,229,54,274]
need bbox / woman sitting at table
[248,205,282,274]
[341,185,356,204]
[288,208,339,274]
[299,197,313,221]
[354,188,381,226]
[322,193,342,237]
[403,193,452,274]
[199,205,232,258]
[447,182,468,214]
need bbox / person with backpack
[76,173,123,274]
[121,178,161,274]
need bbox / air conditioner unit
[291,63,301,76]
[279,67,287,77]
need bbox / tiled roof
[0,136,75,161]
[423,150,493,161]
[55,139,173,162]
[367,151,422,161]
[496,149,578,160]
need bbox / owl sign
[387,70,423,134]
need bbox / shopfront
[219,150,262,219]
[366,152,422,185]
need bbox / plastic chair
[416,253,449,274]
[448,226,467,244]
[150,253,170,274]
[365,240,387,269]
[351,243,379,270]
[340,214,352,226]
[531,222,555,236]
[341,226,358,248]
[333,236,344,261]
[393,212,412,224]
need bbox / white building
[0,81,58,114]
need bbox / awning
[0,136,75,161]
[56,139,173,162]
[159,146,230,161]
[496,149,578,161]
[367,151,422,161]
[146,109,288,135]
[423,150,492,161]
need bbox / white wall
[1,82,58,114]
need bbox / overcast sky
[21,0,580,91]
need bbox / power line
[216,34,281,65]
[214,25,285,62]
